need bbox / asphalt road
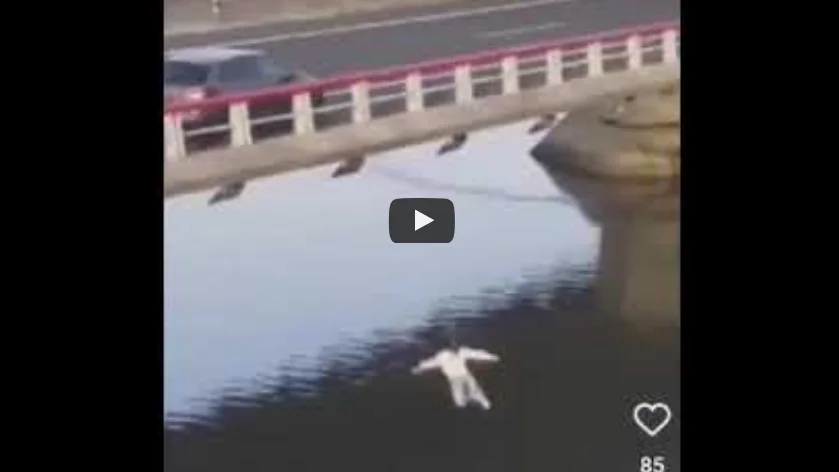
[165,0,680,76]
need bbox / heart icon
[633,402,672,437]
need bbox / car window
[164,61,211,86]
[217,56,267,83]
[258,57,295,81]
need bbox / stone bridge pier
[534,152,680,329]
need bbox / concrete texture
[165,0,681,78]
[531,81,680,180]
[597,196,679,327]
[538,167,679,327]
[164,63,678,198]
[542,164,679,223]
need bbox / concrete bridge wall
[166,64,677,197]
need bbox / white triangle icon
[415,210,434,231]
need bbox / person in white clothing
[411,344,500,410]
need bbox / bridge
[164,21,680,198]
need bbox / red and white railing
[164,22,680,161]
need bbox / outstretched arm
[460,347,500,363]
[411,355,441,374]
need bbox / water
[164,119,680,471]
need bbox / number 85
[641,456,665,472]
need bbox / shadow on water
[164,155,679,471]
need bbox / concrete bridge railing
[164,22,679,195]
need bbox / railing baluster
[587,42,603,77]
[663,29,679,63]
[626,34,643,69]
[293,92,315,134]
[351,81,371,123]
[164,114,186,161]
[229,102,253,146]
[501,56,519,94]
[546,49,564,85]
[455,65,473,103]
[405,73,423,112]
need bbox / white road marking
[190,0,577,49]
[476,21,567,39]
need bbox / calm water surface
[164,120,680,471]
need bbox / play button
[389,198,455,243]
[415,210,434,231]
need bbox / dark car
[164,46,323,129]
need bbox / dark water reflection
[164,121,679,471]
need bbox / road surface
[164,0,680,76]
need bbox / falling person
[411,345,500,410]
